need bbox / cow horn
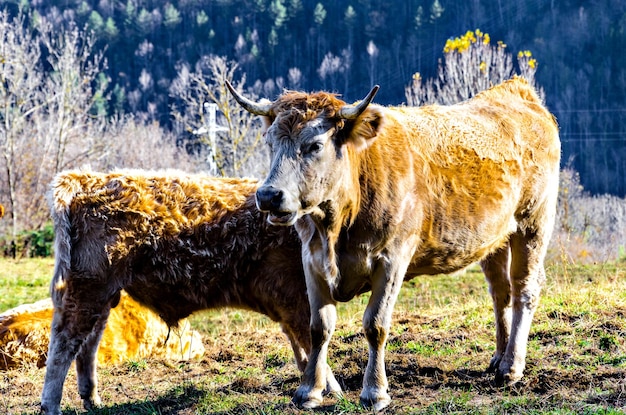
[337,85,380,119]
[225,80,273,116]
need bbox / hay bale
[0,291,204,370]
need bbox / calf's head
[226,82,380,226]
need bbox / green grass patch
[126,359,149,373]
[0,257,53,312]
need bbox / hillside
[2,0,625,195]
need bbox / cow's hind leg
[496,225,551,385]
[41,286,117,415]
[75,291,120,410]
[480,245,512,373]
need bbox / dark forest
[3,0,626,195]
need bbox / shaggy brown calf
[40,169,340,415]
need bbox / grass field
[1,257,625,414]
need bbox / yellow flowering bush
[406,29,542,106]
[443,29,493,54]
[517,50,537,69]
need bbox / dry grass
[1,258,626,414]
[550,168,626,265]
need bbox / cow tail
[47,172,81,307]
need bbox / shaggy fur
[232,77,561,410]
[40,169,339,415]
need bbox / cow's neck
[295,151,364,298]
[294,206,337,299]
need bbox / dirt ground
[3,308,626,415]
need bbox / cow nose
[256,186,284,212]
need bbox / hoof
[325,369,343,397]
[360,389,391,412]
[40,404,61,415]
[82,394,102,411]
[293,386,324,409]
[487,354,502,373]
[294,396,324,409]
[494,369,523,387]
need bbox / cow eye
[306,142,323,154]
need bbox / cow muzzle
[256,185,297,226]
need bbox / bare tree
[170,55,268,178]
[0,10,108,247]
[0,11,44,242]
[318,52,343,91]
[366,40,379,88]
[28,20,109,220]
[405,29,540,106]
[95,116,204,172]
[288,67,304,90]
[550,165,626,263]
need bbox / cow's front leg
[292,284,337,409]
[360,259,407,412]
[281,323,342,395]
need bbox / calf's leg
[75,291,119,410]
[41,287,117,415]
[281,325,309,373]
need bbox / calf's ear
[342,107,383,152]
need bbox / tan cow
[40,169,340,415]
[227,77,561,410]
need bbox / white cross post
[193,102,229,175]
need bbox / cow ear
[343,107,383,152]
[259,99,274,134]
[261,115,273,134]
